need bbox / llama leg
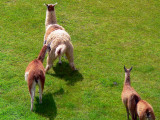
[30,94,34,111]
[25,72,29,81]
[130,111,135,120]
[30,82,36,111]
[38,81,43,104]
[45,53,56,72]
[134,113,137,120]
[125,106,129,120]
[139,115,144,120]
[129,97,137,120]
[38,72,45,104]
[65,47,76,70]
[59,56,62,64]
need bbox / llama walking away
[44,3,76,72]
[121,66,141,120]
[137,100,155,120]
[25,44,50,111]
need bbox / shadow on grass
[47,62,83,85]
[35,93,57,120]
[53,87,65,96]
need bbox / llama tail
[33,70,45,83]
[55,44,66,58]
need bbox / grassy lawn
[0,0,160,119]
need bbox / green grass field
[0,0,160,119]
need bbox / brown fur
[26,60,45,93]
[25,45,49,111]
[37,45,48,63]
[137,100,155,120]
[48,5,54,11]
[121,66,141,120]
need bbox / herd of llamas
[24,3,156,120]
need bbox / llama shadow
[35,93,57,120]
[53,87,65,96]
[48,62,83,85]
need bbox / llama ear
[44,4,48,7]
[47,42,51,52]
[53,3,58,6]
[43,40,46,45]
[129,67,133,72]
[124,65,127,72]
[46,45,51,52]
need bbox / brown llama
[44,3,76,72]
[121,66,141,120]
[137,100,155,120]
[25,44,50,111]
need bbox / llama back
[46,30,71,46]
[44,24,65,42]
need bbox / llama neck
[45,10,57,29]
[37,45,47,63]
[124,73,131,85]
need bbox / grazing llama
[44,3,76,72]
[121,66,141,120]
[25,44,50,111]
[137,100,155,120]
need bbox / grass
[0,0,160,119]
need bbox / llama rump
[137,100,155,120]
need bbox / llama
[121,66,141,120]
[137,100,155,120]
[44,3,76,72]
[25,44,50,111]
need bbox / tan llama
[137,100,155,120]
[25,44,50,111]
[44,3,76,72]
[121,66,141,120]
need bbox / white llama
[44,3,76,72]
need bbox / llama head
[44,3,57,11]
[124,66,132,84]
[46,44,51,52]
[124,65,132,73]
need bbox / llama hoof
[59,62,62,65]
[72,67,78,71]
[45,69,48,73]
